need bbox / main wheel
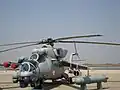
[19,81,28,88]
[52,79,56,83]
[62,73,69,80]
[69,77,73,84]
[76,71,79,76]
[33,79,43,89]
[30,83,35,87]
[74,71,79,76]
[74,71,77,76]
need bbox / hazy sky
[0,0,120,64]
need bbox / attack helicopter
[0,34,120,89]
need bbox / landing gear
[52,79,56,83]
[19,81,29,88]
[32,79,44,90]
[30,83,35,87]
[69,77,73,84]
[13,78,18,83]
[33,85,43,90]
[12,72,19,83]
[62,73,73,84]
[74,70,79,76]
[62,73,69,81]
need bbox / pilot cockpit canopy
[54,48,68,58]
[30,53,46,63]
[20,63,29,72]
[20,62,36,72]
[30,53,39,61]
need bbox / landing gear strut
[32,79,44,90]
[74,70,79,76]
[62,73,73,84]
[19,81,29,88]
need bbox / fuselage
[17,45,68,81]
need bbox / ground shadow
[0,80,110,90]
[43,80,69,90]
[89,87,110,90]
[0,82,12,84]
[0,86,20,90]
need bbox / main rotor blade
[0,34,102,47]
[0,41,39,47]
[0,43,37,53]
[58,41,120,46]
[55,34,103,41]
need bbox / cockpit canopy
[21,63,29,71]
[30,53,39,61]
[20,62,36,72]
[31,46,68,60]
[54,48,68,58]
[30,53,46,63]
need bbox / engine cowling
[3,62,11,68]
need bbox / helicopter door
[30,53,50,74]
[37,55,50,75]
[51,60,64,78]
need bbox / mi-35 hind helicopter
[0,34,120,89]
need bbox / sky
[0,0,120,64]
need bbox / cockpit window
[29,60,37,67]
[30,53,38,60]
[30,64,35,71]
[30,53,46,63]
[37,55,45,63]
[21,63,29,72]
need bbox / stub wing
[61,61,88,70]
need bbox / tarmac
[0,70,120,90]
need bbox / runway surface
[0,70,120,90]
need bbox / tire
[19,81,28,88]
[76,71,79,76]
[30,83,35,87]
[62,73,70,83]
[74,71,77,76]
[69,77,72,84]
[33,79,43,89]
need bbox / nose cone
[20,71,33,77]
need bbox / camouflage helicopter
[0,34,120,89]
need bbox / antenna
[73,42,86,68]
[74,42,81,60]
